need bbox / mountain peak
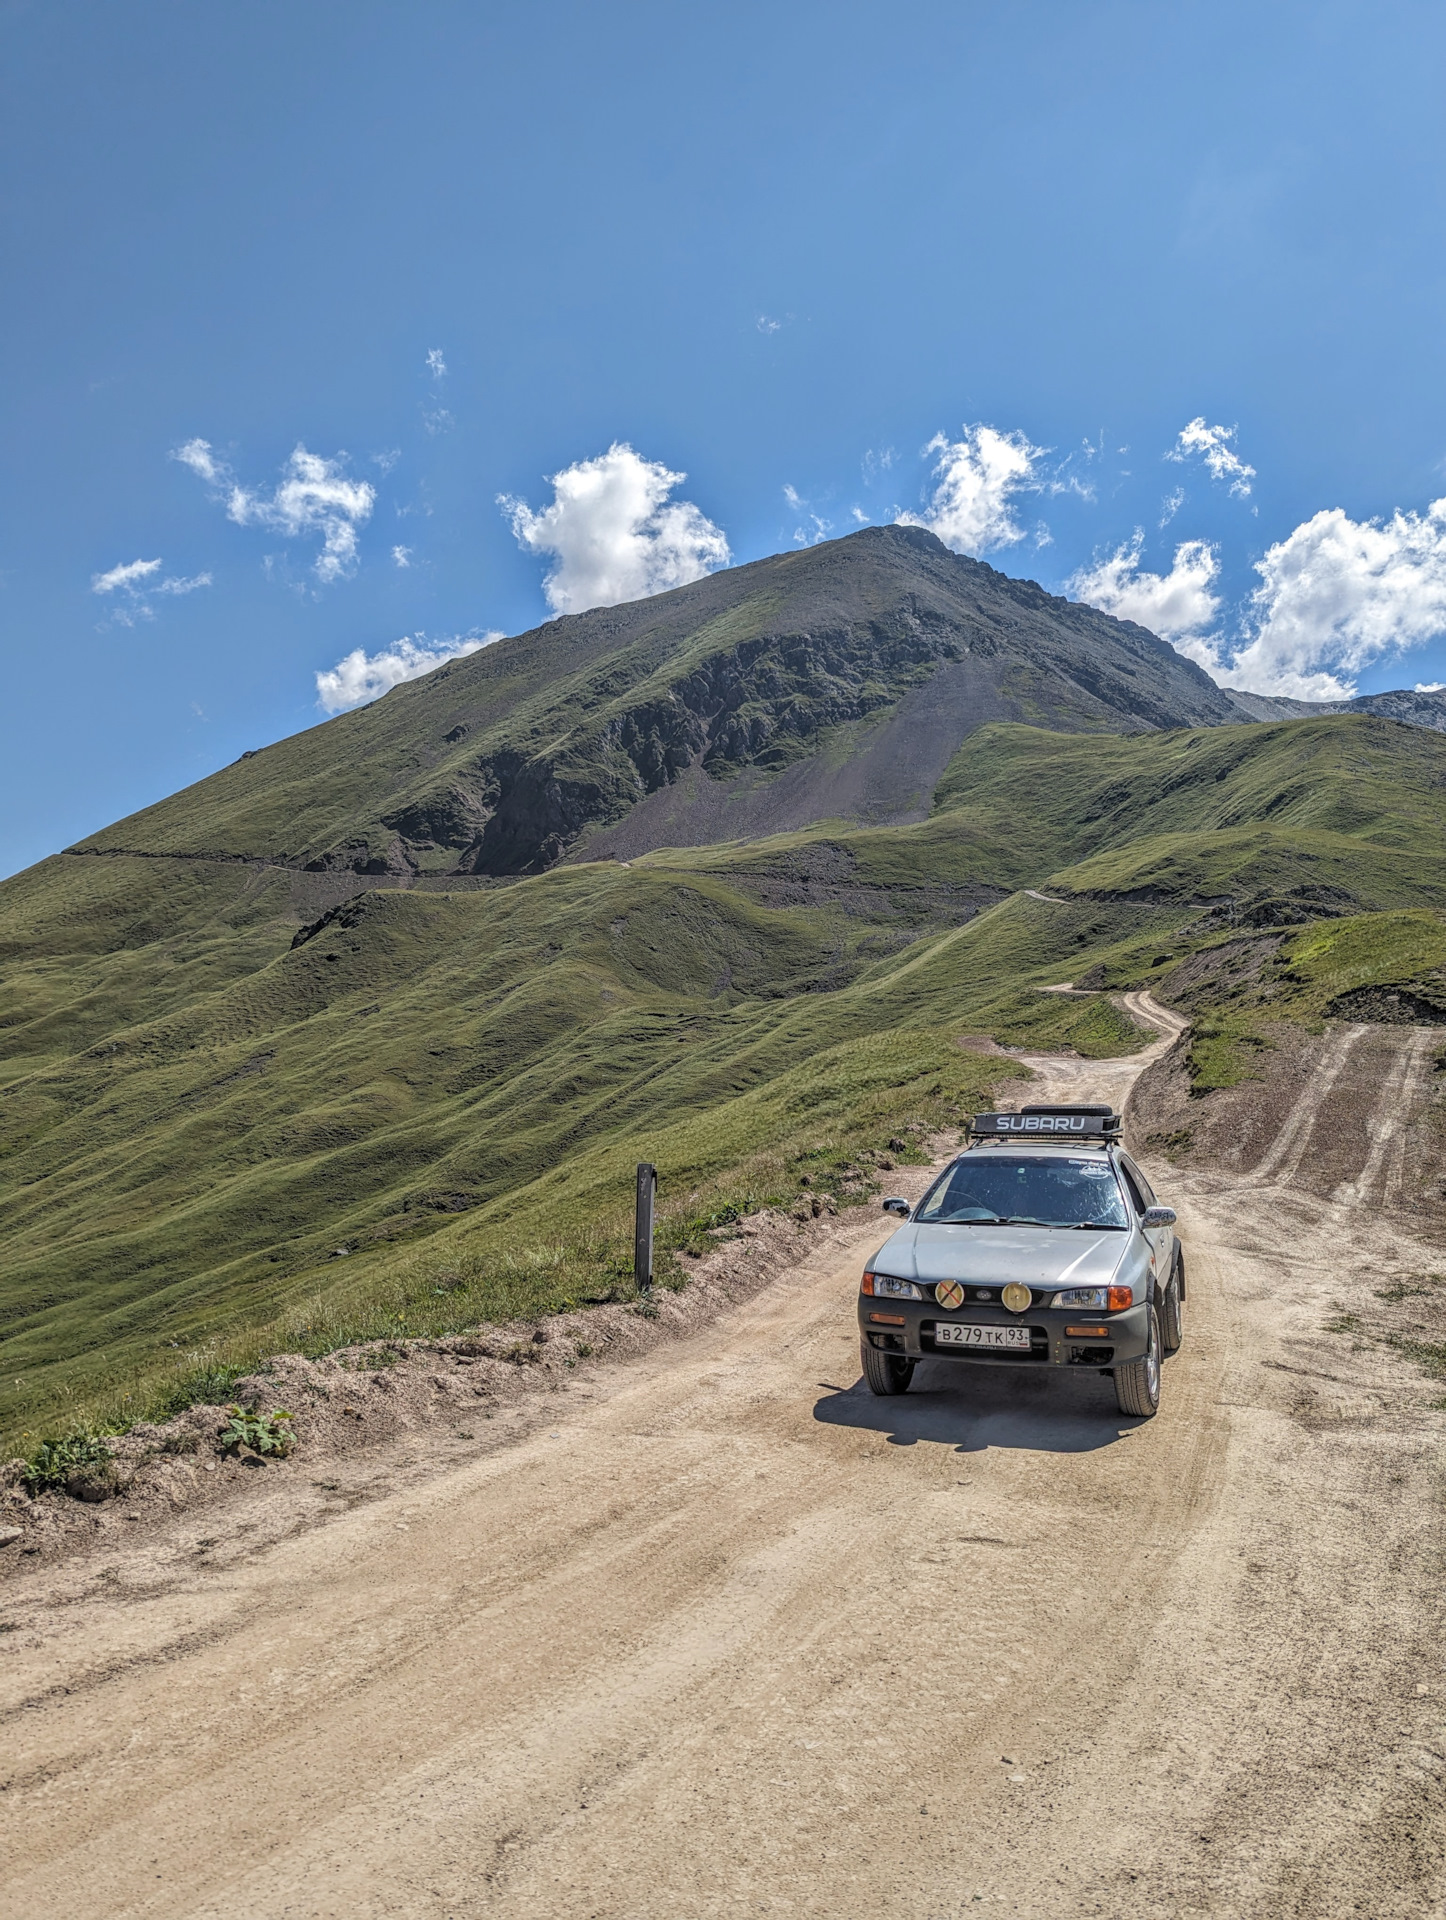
[67,529,1290,879]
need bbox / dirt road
[4,994,1445,1919]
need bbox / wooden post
[634,1162,656,1291]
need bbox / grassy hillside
[6,710,1446,1450]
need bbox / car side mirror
[1142,1205,1177,1228]
[881,1197,912,1218]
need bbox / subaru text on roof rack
[860,1106,1183,1418]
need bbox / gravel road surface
[4,994,1444,1919]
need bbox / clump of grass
[1187,1012,1274,1094]
[1147,1126,1195,1159]
[350,1345,403,1371]
[1384,1334,1446,1377]
[150,1363,251,1419]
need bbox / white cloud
[1228,498,1446,700]
[172,437,226,485]
[315,631,502,714]
[426,348,447,379]
[392,545,413,568]
[1075,495,1446,701]
[1070,535,1223,673]
[897,424,1044,556]
[756,315,782,334]
[173,438,375,583]
[1416,681,1445,693]
[423,407,454,436]
[1169,418,1255,497]
[92,556,162,594]
[1159,486,1185,528]
[781,483,832,546]
[91,555,211,625]
[500,443,731,616]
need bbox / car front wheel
[861,1341,915,1396]
[1114,1304,1162,1419]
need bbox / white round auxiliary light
[1001,1282,1032,1314]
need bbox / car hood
[870,1221,1130,1290]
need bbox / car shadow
[813,1356,1139,1453]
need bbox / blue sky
[4,0,1446,877]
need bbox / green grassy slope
[931,713,1446,904]
[5,710,1446,1449]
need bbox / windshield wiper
[1067,1221,1127,1231]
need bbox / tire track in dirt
[1250,1022,1367,1187]
[1334,1026,1439,1209]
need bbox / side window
[1118,1161,1148,1216]
[1121,1155,1156,1206]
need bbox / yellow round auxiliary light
[935,1280,965,1310]
[1001,1282,1033,1314]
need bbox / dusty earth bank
[3,993,1445,1920]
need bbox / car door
[1120,1153,1173,1281]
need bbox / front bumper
[858,1296,1150,1370]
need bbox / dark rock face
[1335,689,1446,732]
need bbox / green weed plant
[218,1405,295,1457]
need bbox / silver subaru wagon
[858,1106,1183,1418]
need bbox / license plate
[934,1322,1032,1351]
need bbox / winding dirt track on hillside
[4,993,1446,1919]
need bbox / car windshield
[915,1154,1130,1229]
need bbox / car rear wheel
[1114,1304,1162,1418]
[861,1341,915,1395]
[1160,1254,1185,1354]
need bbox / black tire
[1114,1304,1162,1418]
[861,1340,915,1396]
[1160,1254,1185,1355]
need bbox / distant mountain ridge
[1226,685,1446,730]
[66,523,1446,878]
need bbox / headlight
[1052,1285,1133,1310]
[1053,1286,1107,1308]
[862,1272,923,1300]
